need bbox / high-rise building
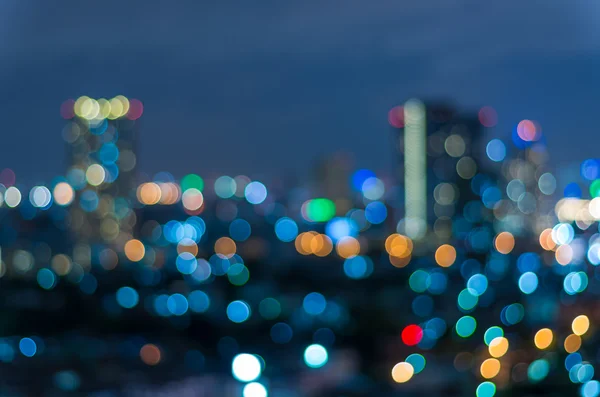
[390,99,484,242]
[61,96,143,247]
[311,152,353,215]
[402,99,428,239]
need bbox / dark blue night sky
[1,0,599,185]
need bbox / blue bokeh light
[303,292,327,316]
[227,300,251,323]
[116,287,139,309]
[19,338,37,357]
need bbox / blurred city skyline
[1,1,599,184]
[1,4,599,394]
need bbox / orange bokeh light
[124,239,145,262]
[336,236,360,258]
[494,232,515,254]
[435,244,456,267]
[215,237,236,258]
[137,183,161,205]
[312,234,333,257]
[140,344,161,365]
[385,234,413,258]
[539,228,556,251]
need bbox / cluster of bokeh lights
[4,101,600,396]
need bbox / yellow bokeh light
[124,239,145,262]
[564,334,582,353]
[97,98,111,119]
[391,362,414,383]
[494,232,515,254]
[81,97,100,120]
[53,182,75,206]
[108,97,124,119]
[534,328,553,349]
[572,315,590,336]
[488,337,509,358]
[336,236,360,258]
[215,237,236,258]
[480,358,501,379]
[86,164,106,186]
[115,95,130,117]
[435,244,456,267]
[74,96,90,118]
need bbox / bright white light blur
[243,382,268,397]
[325,217,359,242]
[303,344,328,368]
[589,198,600,218]
[588,244,600,265]
[552,223,574,245]
[29,186,51,208]
[5,187,21,208]
[232,354,262,382]
[555,198,590,222]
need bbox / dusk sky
[1,1,599,185]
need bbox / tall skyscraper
[403,99,428,239]
[390,99,484,242]
[61,96,143,248]
[311,152,353,215]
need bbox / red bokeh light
[60,99,75,119]
[517,119,541,142]
[127,99,144,120]
[388,106,404,128]
[0,168,16,187]
[478,106,497,127]
[401,324,423,346]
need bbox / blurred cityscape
[0,96,598,397]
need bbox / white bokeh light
[243,382,268,397]
[232,353,262,382]
[303,344,328,368]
